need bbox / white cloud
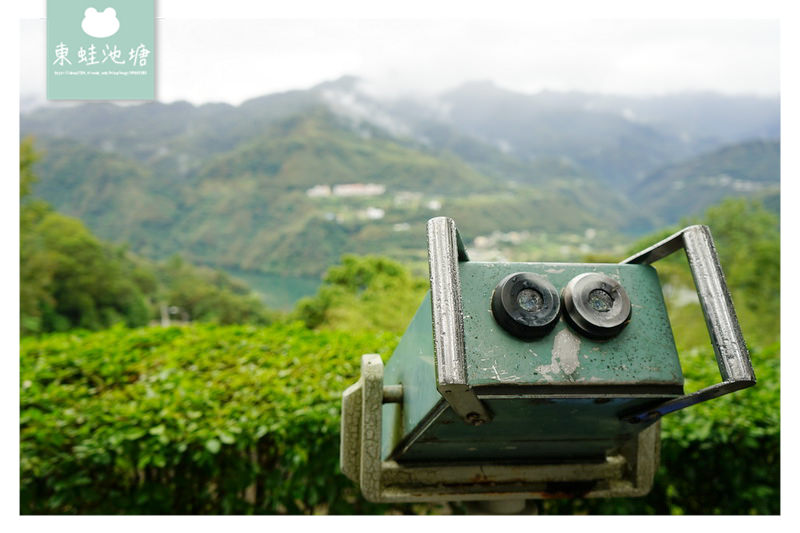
[20,18,779,105]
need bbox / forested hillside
[632,140,780,225]
[21,79,779,294]
[23,110,633,280]
[20,141,273,335]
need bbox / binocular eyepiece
[491,273,561,339]
[492,271,632,340]
[562,272,632,339]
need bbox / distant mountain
[30,137,178,256]
[24,108,631,278]
[20,77,779,285]
[23,77,779,188]
[577,92,780,144]
[631,140,780,226]
[432,81,779,188]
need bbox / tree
[623,197,779,348]
[154,255,273,325]
[293,255,428,332]
[20,140,273,335]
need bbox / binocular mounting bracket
[340,353,660,502]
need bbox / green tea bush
[539,342,780,515]
[21,321,779,515]
[535,198,780,513]
[20,323,406,514]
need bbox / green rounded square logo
[47,0,155,100]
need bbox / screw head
[466,412,485,426]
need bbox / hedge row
[542,342,780,514]
[20,323,405,514]
[20,324,779,514]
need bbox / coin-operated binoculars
[340,217,755,505]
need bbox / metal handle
[621,225,756,423]
[426,217,492,426]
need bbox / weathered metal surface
[426,217,491,425]
[380,456,625,485]
[340,374,363,481]
[383,385,403,403]
[459,261,683,388]
[622,224,756,423]
[343,354,661,502]
[360,353,384,500]
[561,272,632,339]
[342,220,754,503]
[392,397,663,463]
[381,260,682,463]
[381,293,444,460]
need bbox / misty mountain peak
[443,79,504,99]
[312,75,364,93]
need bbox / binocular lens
[517,288,544,312]
[561,273,631,339]
[491,273,560,340]
[588,289,614,313]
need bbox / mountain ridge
[20,77,780,289]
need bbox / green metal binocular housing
[341,217,755,503]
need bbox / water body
[225,269,322,311]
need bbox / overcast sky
[21,18,779,105]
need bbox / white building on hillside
[333,183,386,197]
[306,184,332,197]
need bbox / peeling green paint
[381,261,683,463]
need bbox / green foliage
[623,198,779,348]
[550,197,781,514]
[20,129,780,515]
[24,110,633,280]
[700,199,780,344]
[293,255,427,333]
[631,140,780,228]
[20,323,407,514]
[20,138,39,199]
[152,255,274,326]
[29,137,178,252]
[20,141,274,336]
[20,205,152,335]
[537,342,780,515]
[19,208,273,334]
[20,294,779,515]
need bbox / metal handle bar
[621,225,756,423]
[426,217,492,426]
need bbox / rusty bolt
[466,412,485,426]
